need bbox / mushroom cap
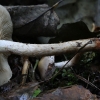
[0,5,13,40]
[38,56,55,79]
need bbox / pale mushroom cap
[38,56,55,79]
[0,5,13,40]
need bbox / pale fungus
[0,5,13,86]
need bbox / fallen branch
[0,38,99,57]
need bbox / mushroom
[38,56,55,80]
[0,5,13,86]
[38,53,83,79]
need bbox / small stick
[21,56,30,85]
[31,59,39,80]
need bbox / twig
[32,59,39,80]
[75,74,100,91]
[21,57,30,85]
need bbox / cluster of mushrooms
[0,5,99,86]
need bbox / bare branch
[0,38,99,57]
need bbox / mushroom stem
[0,38,97,57]
[55,61,68,68]
[55,52,83,68]
[0,54,12,86]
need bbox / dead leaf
[6,5,59,42]
[49,21,100,43]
